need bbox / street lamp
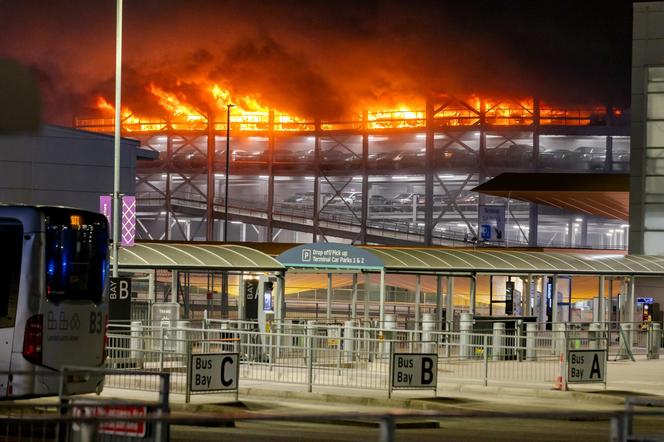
[112,0,123,277]
[223,103,235,242]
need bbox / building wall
[0,125,138,212]
[631,2,664,254]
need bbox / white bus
[0,205,109,397]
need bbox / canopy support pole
[446,275,454,331]
[435,275,443,331]
[327,273,332,320]
[469,274,476,316]
[415,275,421,331]
[351,273,358,321]
[379,269,386,326]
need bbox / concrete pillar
[326,273,332,320]
[460,312,473,359]
[414,275,421,332]
[446,276,454,331]
[351,273,358,321]
[492,322,505,361]
[435,275,443,331]
[469,275,476,315]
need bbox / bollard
[460,312,473,359]
[422,313,436,353]
[589,322,603,350]
[526,322,537,361]
[344,320,355,363]
[492,322,505,361]
[176,320,190,358]
[648,323,661,359]
[130,320,144,369]
[382,314,396,357]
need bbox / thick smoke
[0,0,632,125]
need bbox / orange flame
[87,86,608,133]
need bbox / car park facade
[76,96,629,248]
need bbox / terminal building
[76,96,630,249]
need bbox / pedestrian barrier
[104,319,611,399]
[0,398,662,442]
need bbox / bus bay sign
[189,353,239,392]
[567,349,606,384]
[390,353,437,396]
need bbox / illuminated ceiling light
[415,134,426,139]
[575,218,583,222]
[214,173,225,178]
[620,224,629,228]
[392,176,410,180]
[353,176,362,181]
[258,175,269,179]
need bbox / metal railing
[0,399,661,442]
[105,319,614,399]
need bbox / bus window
[45,213,108,303]
[0,219,21,328]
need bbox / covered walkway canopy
[368,248,664,276]
[117,242,284,271]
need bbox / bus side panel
[6,215,42,398]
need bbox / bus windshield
[45,210,109,303]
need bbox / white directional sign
[190,353,239,392]
[391,353,437,389]
[567,350,606,383]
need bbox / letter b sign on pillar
[109,277,132,321]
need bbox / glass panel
[644,205,664,230]
[45,210,109,303]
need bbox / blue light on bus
[47,260,55,276]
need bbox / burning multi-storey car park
[75,86,629,248]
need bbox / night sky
[0,0,633,124]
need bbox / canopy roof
[117,242,284,271]
[472,172,629,220]
[367,247,664,276]
[116,242,664,277]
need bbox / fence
[104,319,614,400]
[0,399,662,442]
